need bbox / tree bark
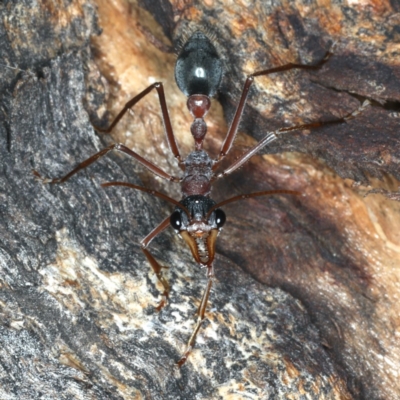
[0,0,399,399]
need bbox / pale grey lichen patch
[40,227,157,325]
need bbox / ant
[34,31,369,367]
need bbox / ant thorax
[181,150,214,197]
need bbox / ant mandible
[35,31,369,367]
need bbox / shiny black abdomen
[175,31,223,97]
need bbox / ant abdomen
[175,31,222,97]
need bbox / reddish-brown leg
[34,143,181,184]
[141,216,172,311]
[101,182,191,311]
[101,181,189,213]
[34,83,184,184]
[215,100,370,179]
[95,82,181,161]
[216,52,332,163]
[177,264,214,368]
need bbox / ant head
[175,31,223,98]
[170,195,225,265]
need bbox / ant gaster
[35,31,369,367]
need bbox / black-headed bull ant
[35,31,369,367]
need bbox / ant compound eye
[215,209,226,228]
[170,211,182,230]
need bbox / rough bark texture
[0,0,399,399]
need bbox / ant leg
[216,100,370,179]
[141,216,172,311]
[100,182,191,311]
[101,181,189,212]
[215,51,332,163]
[177,264,214,368]
[95,82,181,161]
[33,143,181,184]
